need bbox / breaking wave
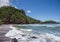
[5,24,60,42]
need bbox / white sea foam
[20,29,32,32]
[5,24,60,42]
[5,29,60,42]
[5,29,24,38]
[46,25,55,27]
[10,25,18,30]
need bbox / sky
[0,0,60,22]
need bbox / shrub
[0,19,4,25]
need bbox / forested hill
[0,6,57,24]
[0,6,41,24]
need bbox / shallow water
[15,24,60,42]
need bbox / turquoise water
[16,24,60,34]
[15,24,60,42]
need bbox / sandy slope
[0,25,12,42]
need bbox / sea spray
[5,24,60,42]
[5,29,60,42]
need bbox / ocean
[14,24,60,42]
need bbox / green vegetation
[0,6,27,24]
[42,20,57,24]
[0,6,57,24]
[0,19,4,25]
[26,16,41,24]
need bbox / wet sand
[0,25,12,42]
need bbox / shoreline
[0,25,12,42]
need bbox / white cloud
[0,0,18,9]
[27,10,31,13]
[0,0,10,7]
[14,6,18,9]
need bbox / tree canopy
[0,6,41,24]
[0,6,57,24]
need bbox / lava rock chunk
[31,36,37,39]
[11,38,18,42]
